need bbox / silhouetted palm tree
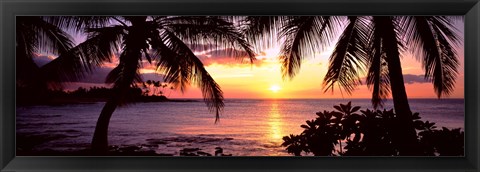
[16,17,115,106]
[146,80,153,94]
[17,16,114,88]
[152,81,160,96]
[51,16,255,154]
[244,16,461,155]
[168,86,175,97]
[16,16,76,91]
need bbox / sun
[269,85,281,93]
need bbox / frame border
[1,0,479,171]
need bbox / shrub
[282,102,464,156]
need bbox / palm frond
[16,17,40,81]
[400,16,460,98]
[105,52,143,105]
[427,17,460,97]
[17,16,75,56]
[149,30,191,92]
[43,16,113,33]
[154,29,225,123]
[105,56,143,87]
[323,16,370,94]
[401,16,440,62]
[80,26,125,68]
[34,18,74,55]
[105,17,149,102]
[362,16,422,117]
[426,16,462,45]
[366,16,408,108]
[429,21,459,97]
[161,16,256,63]
[104,20,147,104]
[16,16,76,89]
[39,25,125,85]
[366,23,391,108]
[241,16,286,51]
[279,16,342,79]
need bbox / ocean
[16,98,464,156]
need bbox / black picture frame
[1,0,479,171]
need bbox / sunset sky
[34,18,465,99]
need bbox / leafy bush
[282,102,464,156]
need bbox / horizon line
[169,97,465,100]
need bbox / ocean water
[16,99,464,156]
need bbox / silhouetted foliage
[282,102,464,156]
[281,134,306,156]
[246,16,462,155]
[16,86,168,106]
[142,80,171,96]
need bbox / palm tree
[153,81,160,96]
[16,16,114,106]
[244,16,461,155]
[51,16,256,154]
[17,16,114,88]
[168,86,175,97]
[16,16,76,93]
[161,83,168,96]
[145,80,153,95]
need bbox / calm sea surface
[16,99,464,156]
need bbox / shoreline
[17,145,232,156]
[17,96,200,106]
[16,97,464,106]
[16,99,464,156]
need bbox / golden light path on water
[268,101,284,142]
[266,100,291,156]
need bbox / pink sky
[50,17,464,99]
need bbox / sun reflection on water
[268,101,284,142]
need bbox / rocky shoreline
[16,133,235,156]
[17,145,232,156]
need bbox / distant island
[17,85,197,106]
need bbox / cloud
[78,67,112,83]
[197,48,268,67]
[360,74,429,85]
[402,74,429,84]
[33,54,165,84]
[78,66,165,84]
[137,47,267,67]
[32,45,269,85]
[187,43,219,52]
[32,55,56,67]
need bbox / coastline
[17,134,233,156]
[16,99,464,156]
[17,96,200,106]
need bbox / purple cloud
[402,74,429,84]
[33,55,165,84]
[360,74,429,85]
[197,48,266,67]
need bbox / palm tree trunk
[377,16,419,155]
[386,47,419,155]
[91,98,118,154]
[90,16,147,155]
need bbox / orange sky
[62,43,464,100]
[56,18,464,99]
[160,45,464,99]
